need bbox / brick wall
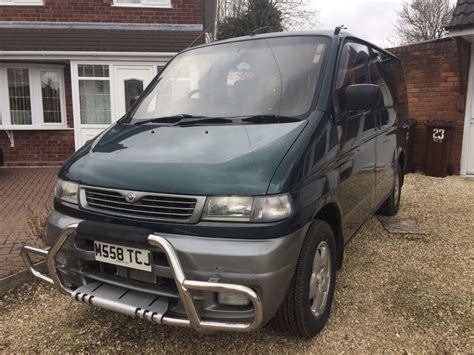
[0,64,75,167]
[0,131,75,167]
[390,38,467,174]
[0,0,203,24]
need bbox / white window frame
[112,0,172,9]
[0,0,43,6]
[76,64,113,128]
[71,60,170,149]
[0,64,67,130]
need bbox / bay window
[0,0,43,5]
[41,71,63,123]
[113,0,171,8]
[0,65,66,129]
[8,68,32,125]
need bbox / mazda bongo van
[23,30,409,338]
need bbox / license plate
[94,241,152,272]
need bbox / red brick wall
[390,39,467,174]
[0,131,75,167]
[0,0,203,24]
[0,64,75,167]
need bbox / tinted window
[369,49,393,108]
[335,42,369,112]
[373,50,408,119]
[369,48,401,127]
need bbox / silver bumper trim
[21,224,263,332]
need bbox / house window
[124,79,143,111]
[0,0,43,5]
[8,68,32,125]
[113,0,171,8]
[41,71,62,123]
[78,65,112,125]
[0,65,66,129]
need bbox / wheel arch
[313,202,344,269]
[398,149,406,185]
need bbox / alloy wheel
[309,241,332,317]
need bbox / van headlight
[202,193,292,222]
[55,179,79,204]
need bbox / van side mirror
[341,84,381,111]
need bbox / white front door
[114,65,154,118]
[74,64,156,149]
[462,47,474,176]
[466,102,474,175]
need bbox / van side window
[369,48,395,128]
[334,42,370,113]
[369,50,394,108]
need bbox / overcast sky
[311,0,405,47]
[311,0,458,47]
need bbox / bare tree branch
[275,0,320,31]
[394,0,455,44]
[215,0,319,38]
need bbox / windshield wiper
[135,114,299,126]
[134,114,207,125]
[172,117,234,126]
[242,115,301,124]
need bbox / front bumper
[22,225,263,332]
[22,211,308,332]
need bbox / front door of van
[369,51,397,205]
[334,42,376,239]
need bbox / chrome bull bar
[21,224,263,332]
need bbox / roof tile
[0,28,203,52]
[448,0,474,30]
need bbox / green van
[22,30,408,338]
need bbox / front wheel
[276,220,337,338]
[377,162,402,216]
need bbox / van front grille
[81,186,205,223]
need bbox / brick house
[0,0,215,166]
[386,0,474,177]
[388,38,470,175]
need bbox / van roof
[186,30,399,61]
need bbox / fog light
[218,292,250,306]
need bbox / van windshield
[130,36,329,123]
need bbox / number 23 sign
[433,128,445,143]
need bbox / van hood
[61,121,307,196]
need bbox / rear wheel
[377,162,402,216]
[276,220,337,338]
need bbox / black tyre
[276,220,337,338]
[377,162,402,216]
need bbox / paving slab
[0,167,58,278]
[378,216,430,235]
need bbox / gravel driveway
[1,174,472,353]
